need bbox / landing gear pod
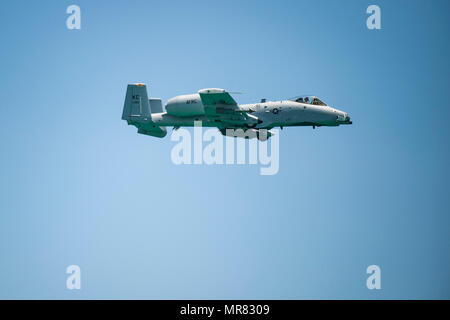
[219,128,274,141]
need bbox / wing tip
[198,88,226,94]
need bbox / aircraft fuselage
[152,97,352,129]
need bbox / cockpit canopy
[288,95,327,106]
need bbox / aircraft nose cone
[335,109,352,124]
[346,114,352,124]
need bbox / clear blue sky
[0,0,449,299]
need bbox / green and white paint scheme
[122,83,352,141]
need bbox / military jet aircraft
[122,83,352,141]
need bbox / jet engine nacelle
[165,93,205,117]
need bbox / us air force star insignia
[272,108,279,114]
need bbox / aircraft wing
[199,88,238,106]
[198,88,256,126]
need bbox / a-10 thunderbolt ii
[122,83,352,141]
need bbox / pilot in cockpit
[311,97,327,106]
[292,96,327,106]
